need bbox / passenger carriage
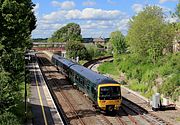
[52,54,122,112]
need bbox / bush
[66,41,92,60]
[142,89,154,98]
[0,112,20,125]
[141,69,157,83]
[157,53,180,76]
[99,52,179,101]
[86,44,107,59]
[160,74,180,101]
[98,62,119,75]
[129,80,148,93]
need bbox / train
[51,54,122,113]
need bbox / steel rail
[122,98,170,125]
[38,54,86,125]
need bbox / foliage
[160,74,180,101]
[109,31,126,64]
[0,112,20,125]
[0,70,15,113]
[97,62,120,75]
[0,0,36,123]
[106,41,113,54]
[48,23,82,42]
[66,41,91,60]
[157,53,180,76]
[86,44,107,59]
[98,53,180,100]
[176,0,180,19]
[96,43,104,48]
[0,0,36,50]
[126,6,175,64]
[129,82,148,93]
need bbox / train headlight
[101,100,106,103]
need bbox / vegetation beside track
[98,4,180,101]
[98,52,180,100]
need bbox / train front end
[97,84,121,112]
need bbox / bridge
[32,42,66,57]
[32,42,66,51]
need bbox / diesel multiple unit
[52,54,122,112]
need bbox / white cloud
[82,1,96,6]
[65,10,81,19]
[43,11,67,21]
[51,1,75,10]
[80,19,129,37]
[159,0,177,4]
[81,8,121,20]
[132,4,143,13]
[43,8,123,21]
[32,8,130,38]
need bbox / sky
[31,0,179,38]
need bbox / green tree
[86,44,106,58]
[175,1,180,34]
[109,31,126,63]
[127,6,175,64]
[176,0,180,19]
[0,112,20,125]
[49,23,82,42]
[0,0,36,120]
[0,70,14,112]
[66,41,91,60]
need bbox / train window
[91,87,95,94]
[75,75,78,80]
[79,78,84,86]
[82,80,84,86]
[87,85,89,90]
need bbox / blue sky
[32,0,179,38]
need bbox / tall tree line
[0,0,36,123]
[108,4,179,101]
[49,23,91,60]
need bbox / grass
[97,62,120,76]
[176,117,180,122]
[79,60,88,65]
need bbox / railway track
[83,55,113,68]
[38,55,86,125]
[37,53,174,125]
[122,97,171,125]
[37,53,129,125]
[51,77,86,125]
[83,55,172,125]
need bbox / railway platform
[28,53,64,125]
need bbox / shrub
[142,69,157,82]
[98,62,119,75]
[0,112,20,125]
[142,89,154,98]
[86,44,107,59]
[160,74,180,101]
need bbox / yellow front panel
[97,83,122,110]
